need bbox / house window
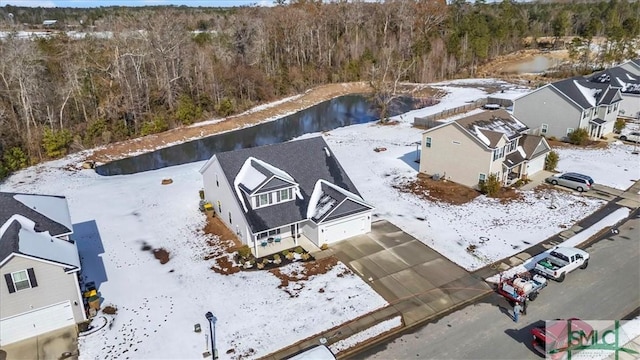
[258,193,271,207]
[425,137,432,148]
[493,147,505,161]
[228,212,232,224]
[567,128,574,135]
[268,229,281,236]
[478,173,487,183]
[216,174,219,187]
[607,105,611,114]
[541,124,548,134]
[279,189,290,202]
[217,201,221,213]
[614,103,618,111]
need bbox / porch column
[294,223,299,246]
[251,229,258,257]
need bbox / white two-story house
[199,136,374,256]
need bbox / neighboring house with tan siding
[0,192,85,347]
[419,110,550,188]
[513,77,622,140]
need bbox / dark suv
[545,172,594,192]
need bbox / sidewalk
[261,180,640,360]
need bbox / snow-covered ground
[1,78,636,359]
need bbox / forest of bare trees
[0,0,638,179]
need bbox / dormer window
[258,193,272,207]
[279,189,291,201]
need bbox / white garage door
[321,215,368,245]
[0,300,75,346]
[527,155,546,176]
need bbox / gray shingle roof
[454,109,528,148]
[504,151,526,169]
[214,136,368,234]
[520,134,550,159]
[590,66,640,94]
[551,77,621,108]
[0,192,72,236]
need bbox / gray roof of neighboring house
[520,134,550,159]
[454,109,528,148]
[589,67,640,94]
[0,192,73,237]
[0,218,80,269]
[551,77,621,109]
[504,151,526,169]
[214,136,371,234]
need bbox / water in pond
[502,55,562,74]
[96,94,419,176]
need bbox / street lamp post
[205,312,218,359]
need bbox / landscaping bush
[237,245,252,260]
[567,127,589,145]
[545,150,559,171]
[281,249,290,256]
[479,173,501,197]
[294,246,304,254]
[320,243,329,251]
[614,118,626,134]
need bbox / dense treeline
[0,0,638,179]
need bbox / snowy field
[1,79,636,359]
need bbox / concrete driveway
[329,220,491,326]
[0,325,78,360]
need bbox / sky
[1,79,639,358]
[1,0,272,8]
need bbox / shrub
[544,150,559,171]
[42,128,73,158]
[216,98,235,117]
[548,136,557,141]
[320,243,329,251]
[513,179,525,188]
[175,94,203,125]
[282,250,290,256]
[614,118,626,134]
[0,160,8,179]
[301,253,311,261]
[3,147,28,171]
[286,252,295,260]
[294,247,304,254]
[273,254,281,260]
[567,127,589,145]
[85,119,108,145]
[479,173,501,197]
[140,116,169,136]
[262,257,270,264]
[237,245,252,260]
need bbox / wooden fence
[413,97,514,128]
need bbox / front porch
[252,234,320,258]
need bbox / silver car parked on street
[545,172,594,192]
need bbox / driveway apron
[330,220,492,326]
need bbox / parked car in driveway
[545,172,594,192]
[619,132,640,143]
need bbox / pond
[96,94,420,176]
[501,55,563,74]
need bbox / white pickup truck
[534,247,589,282]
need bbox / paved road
[357,214,640,360]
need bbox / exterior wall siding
[420,124,493,188]
[201,159,252,246]
[0,256,84,323]
[300,221,319,245]
[619,93,640,119]
[514,87,582,139]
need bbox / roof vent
[323,147,331,157]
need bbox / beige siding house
[0,192,85,346]
[419,110,550,188]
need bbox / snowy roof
[589,66,640,94]
[551,77,620,109]
[454,109,528,148]
[0,192,73,237]
[307,180,372,223]
[214,136,369,233]
[0,216,80,269]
